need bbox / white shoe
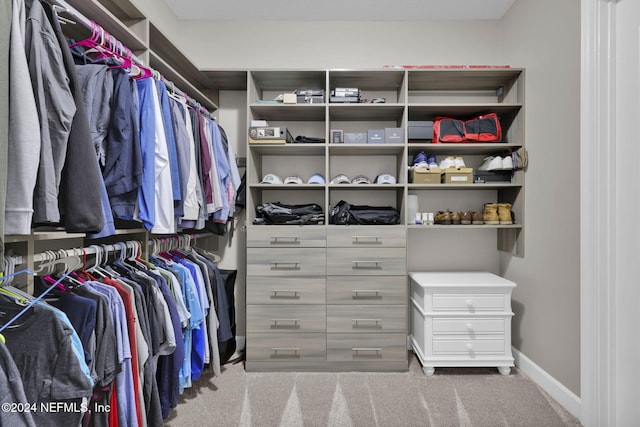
[439,156,456,169]
[453,156,465,168]
[501,155,513,170]
[478,156,503,171]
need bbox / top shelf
[407,68,524,92]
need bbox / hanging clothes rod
[48,0,215,119]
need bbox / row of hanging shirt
[0,240,234,427]
[3,0,242,246]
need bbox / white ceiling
[161,0,517,21]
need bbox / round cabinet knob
[466,343,473,350]
[466,299,473,307]
[466,323,473,331]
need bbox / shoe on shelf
[426,154,438,169]
[450,211,461,225]
[470,211,484,225]
[498,203,513,224]
[459,211,472,225]
[453,156,465,168]
[501,155,514,170]
[478,156,503,171]
[439,156,456,169]
[482,203,500,225]
[435,211,452,225]
[413,151,428,166]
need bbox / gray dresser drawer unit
[247,248,326,277]
[327,333,407,361]
[248,226,326,247]
[246,332,326,361]
[327,305,406,333]
[247,305,326,333]
[327,226,406,247]
[246,277,326,305]
[327,247,406,276]
[327,275,407,305]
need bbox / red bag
[433,113,502,143]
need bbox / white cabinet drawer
[247,277,325,305]
[327,276,406,305]
[327,226,405,247]
[432,338,506,355]
[327,305,406,333]
[246,332,326,361]
[432,294,506,312]
[248,226,326,247]
[432,318,505,334]
[247,248,326,277]
[247,305,326,332]
[327,333,407,361]
[327,248,406,276]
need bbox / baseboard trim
[512,347,581,419]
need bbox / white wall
[499,0,581,395]
[135,0,582,397]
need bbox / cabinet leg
[423,366,435,376]
[498,366,511,376]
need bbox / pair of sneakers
[412,151,439,169]
[478,155,513,171]
[439,156,465,169]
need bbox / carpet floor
[165,352,582,427]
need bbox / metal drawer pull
[352,236,382,244]
[271,319,300,327]
[352,347,382,353]
[466,299,474,309]
[466,323,474,331]
[271,261,300,270]
[352,318,381,326]
[467,343,474,350]
[352,260,382,269]
[352,290,382,298]
[270,236,300,244]
[271,290,300,298]
[271,347,301,353]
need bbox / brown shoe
[459,211,471,225]
[483,203,499,225]
[435,211,451,225]
[471,211,484,225]
[450,211,461,225]
[498,203,513,224]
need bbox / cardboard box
[385,128,404,144]
[473,170,513,183]
[368,129,385,144]
[283,93,297,104]
[411,167,442,184]
[442,167,473,184]
[344,132,367,144]
[408,121,434,141]
[330,129,343,144]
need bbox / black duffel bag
[254,202,324,225]
[329,200,400,225]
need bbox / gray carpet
[165,352,582,427]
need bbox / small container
[415,212,423,225]
[422,213,430,225]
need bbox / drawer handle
[352,347,382,353]
[270,236,300,244]
[271,347,301,353]
[352,260,382,269]
[271,319,300,328]
[466,299,474,309]
[466,323,474,331]
[271,290,300,298]
[352,236,382,244]
[271,261,300,270]
[466,343,473,350]
[352,289,382,298]
[352,318,382,327]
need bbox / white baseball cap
[307,173,325,184]
[284,176,304,184]
[261,173,283,184]
[330,174,351,184]
[375,173,397,184]
[351,175,372,184]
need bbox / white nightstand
[409,271,516,376]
